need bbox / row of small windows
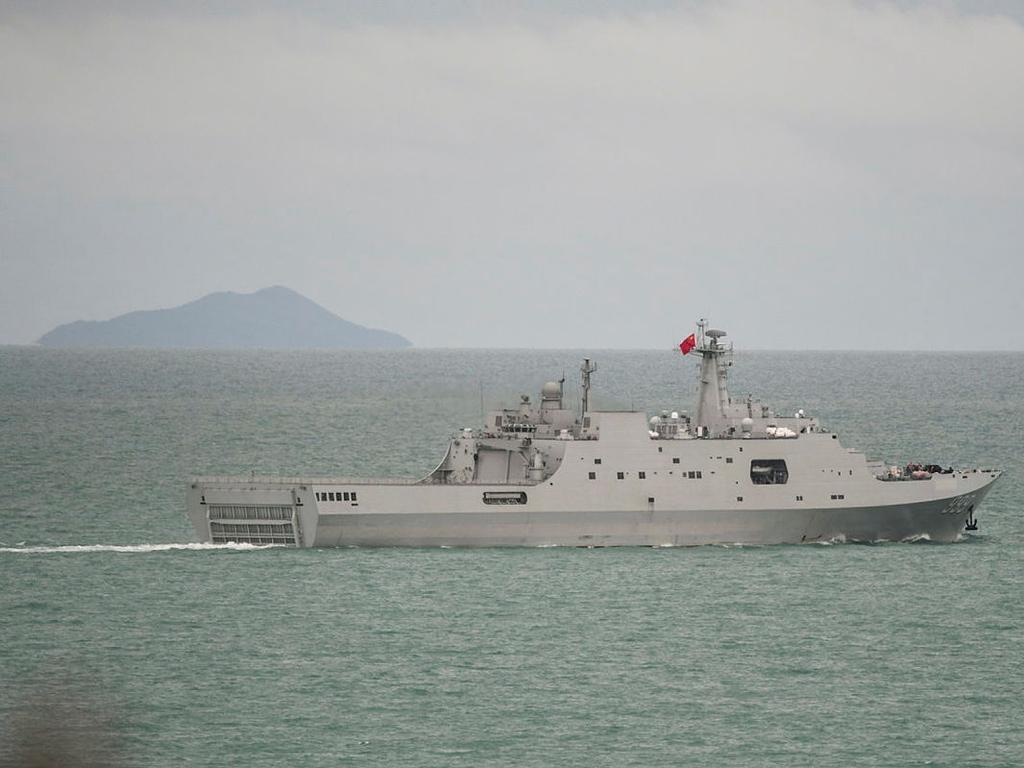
[588,470,703,481]
[580,473,846,502]
[316,491,358,502]
[730,494,843,503]
[501,423,537,433]
[598,456,730,467]
[588,458,799,486]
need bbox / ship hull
[310,496,983,547]
[187,477,996,547]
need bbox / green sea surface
[1,348,1021,767]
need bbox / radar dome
[541,382,562,400]
[741,417,754,434]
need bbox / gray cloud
[2,1,1023,348]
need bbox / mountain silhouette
[37,286,412,349]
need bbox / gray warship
[186,322,1000,547]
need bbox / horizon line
[3,344,1023,354]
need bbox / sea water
[1,348,1021,767]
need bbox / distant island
[37,286,412,349]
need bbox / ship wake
[0,542,277,555]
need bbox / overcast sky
[2,0,1022,349]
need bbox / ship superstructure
[186,323,1000,547]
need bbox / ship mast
[580,358,597,419]
[694,320,732,435]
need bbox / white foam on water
[812,534,848,546]
[0,542,276,555]
[902,533,933,543]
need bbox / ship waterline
[186,323,1000,547]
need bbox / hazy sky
[2,0,1022,349]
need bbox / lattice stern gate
[189,482,309,547]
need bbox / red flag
[679,333,696,355]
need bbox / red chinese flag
[679,333,696,355]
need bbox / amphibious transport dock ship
[186,323,1000,547]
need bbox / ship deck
[191,475,539,486]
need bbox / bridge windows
[638,472,646,480]
[673,458,680,464]
[750,460,789,485]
